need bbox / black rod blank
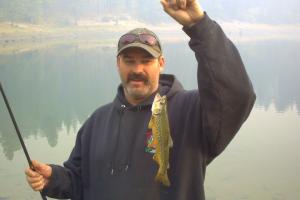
[0,81,47,200]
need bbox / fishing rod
[0,82,47,200]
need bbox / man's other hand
[25,160,52,191]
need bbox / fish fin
[148,116,153,129]
[168,134,173,148]
[155,172,171,187]
[153,153,160,165]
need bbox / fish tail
[155,171,171,186]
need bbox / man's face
[117,47,165,105]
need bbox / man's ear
[158,56,165,73]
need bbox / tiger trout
[148,93,173,186]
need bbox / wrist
[184,12,205,28]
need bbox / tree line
[0,0,299,25]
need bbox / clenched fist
[25,160,52,191]
[160,0,205,27]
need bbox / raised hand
[160,0,205,27]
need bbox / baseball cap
[117,28,162,58]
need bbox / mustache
[127,72,148,83]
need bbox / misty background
[0,0,299,25]
[0,1,300,200]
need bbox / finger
[166,0,179,10]
[25,167,40,177]
[160,0,168,9]
[160,0,171,13]
[31,180,45,191]
[177,0,187,9]
[160,0,177,15]
[26,174,43,184]
[168,0,176,5]
[31,160,44,171]
[31,160,52,178]
[33,184,44,191]
[188,0,201,9]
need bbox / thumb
[31,160,52,178]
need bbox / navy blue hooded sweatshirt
[42,14,256,200]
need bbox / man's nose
[132,62,144,73]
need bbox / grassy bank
[0,22,131,54]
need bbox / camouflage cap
[117,28,162,58]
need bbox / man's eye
[125,60,135,64]
[142,59,152,64]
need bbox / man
[25,0,256,199]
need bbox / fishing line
[0,82,47,200]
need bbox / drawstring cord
[110,104,126,175]
[109,105,144,175]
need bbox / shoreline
[1,21,300,54]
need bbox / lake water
[0,34,299,199]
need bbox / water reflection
[0,44,120,160]
[238,40,300,114]
[0,40,300,160]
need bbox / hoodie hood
[114,74,184,110]
[159,74,183,99]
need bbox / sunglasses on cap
[118,33,160,49]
